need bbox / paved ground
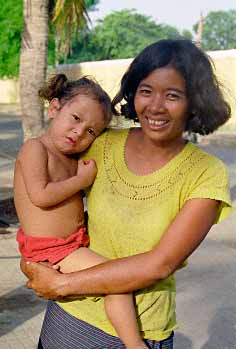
[0,108,235,348]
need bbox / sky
[89,0,236,32]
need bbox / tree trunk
[19,0,49,140]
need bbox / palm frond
[52,0,90,61]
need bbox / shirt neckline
[116,128,195,181]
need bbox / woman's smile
[145,116,170,130]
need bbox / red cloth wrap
[16,227,89,264]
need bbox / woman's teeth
[147,118,168,126]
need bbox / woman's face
[134,66,189,144]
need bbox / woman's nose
[149,95,165,113]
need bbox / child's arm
[17,139,97,208]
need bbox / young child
[14,74,148,349]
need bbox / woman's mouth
[146,117,170,129]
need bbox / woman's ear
[48,98,61,119]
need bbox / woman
[22,39,231,349]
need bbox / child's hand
[76,159,97,188]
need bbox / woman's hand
[20,258,66,300]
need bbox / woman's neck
[125,128,187,175]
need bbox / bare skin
[14,95,106,237]
[14,139,93,237]
[15,95,148,349]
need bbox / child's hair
[112,39,231,135]
[39,74,112,124]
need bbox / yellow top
[59,128,231,341]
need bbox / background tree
[19,0,94,140]
[84,0,99,11]
[0,0,98,78]
[0,0,22,77]
[52,0,91,64]
[193,10,236,50]
[69,9,187,63]
[19,0,49,140]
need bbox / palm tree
[19,0,49,140]
[19,0,90,140]
[53,0,89,63]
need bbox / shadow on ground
[201,306,236,349]
[0,285,46,337]
[175,332,193,348]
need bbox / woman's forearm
[59,250,165,297]
[23,198,218,300]
[57,198,218,298]
[21,249,168,300]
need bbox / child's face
[48,94,106,154]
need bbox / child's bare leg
[105,294,148,349]
[56,248,148,349]
[55,247,103,273]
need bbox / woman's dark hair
[39,74,112,124]
[112,39,231,135]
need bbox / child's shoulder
[18,137,47,159]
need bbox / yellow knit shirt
[59,128,231,341]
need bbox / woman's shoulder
[94,127,130,149]
[187,142,227,170]
[96,127,130,142]
[81,128,130,160]
[106,127,130,137]
[184,143,230,197]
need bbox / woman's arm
[21,198,219,299]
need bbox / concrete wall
[209,50,236,124]
[0,78,19,104]
[1,51,236,124]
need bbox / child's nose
[73,125,84,136]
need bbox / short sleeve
[186,160,232,223]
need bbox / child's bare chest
[47,152,78,182]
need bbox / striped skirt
[39,301,174,349]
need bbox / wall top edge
[50,49,236,70]
[208,49,236,58]
[51,58,133,70]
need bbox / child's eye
[73,114,80,121]
[88,128,95,136]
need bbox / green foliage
[194,10,236,50]
[49,0,99,64]
[0,0,98,76]
[181,29,193,40]
[84,0,99,11]
[0,0,22,77]
[69,9,182,63]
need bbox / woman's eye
[88,128,95,136]
[73,115,80,121]
[140,89,151,96]
[167,93,179,100]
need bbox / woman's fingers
[26,279,33,289]
[20,258,37,279]
[20,257,66,300]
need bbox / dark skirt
[39,301,174,349]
